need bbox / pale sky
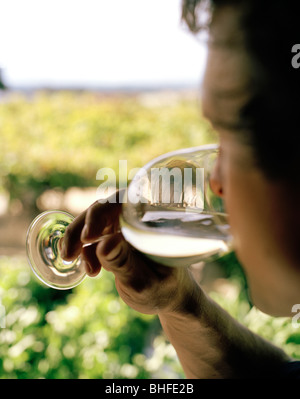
[0,0,207,88]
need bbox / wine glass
[26,210,86,290]
[26,143,232,289]
[121,143,232,267]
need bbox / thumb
[95,233,152,293]
[96,233,132,274]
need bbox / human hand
[61,191,199,315]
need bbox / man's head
[181,0,300,316]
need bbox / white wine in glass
[121,144,232,267]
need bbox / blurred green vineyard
[0,256,184,379]
[1,253,300,379]
[0,90,215,205]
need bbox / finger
[61,211,87,261]
[82,190,125,242]
[61,190,124,260]
[81,200,122,243]
[81,242,102,277]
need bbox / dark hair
[181,0,300,182]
